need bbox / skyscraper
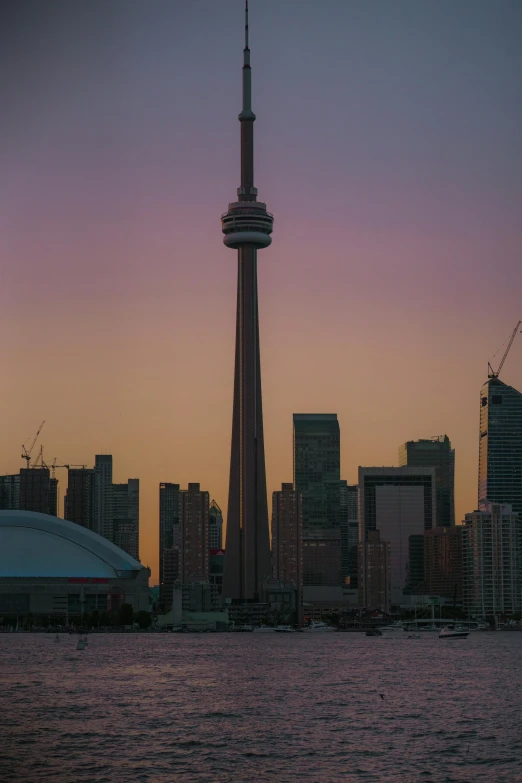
[112,479,140,561]
[462,501,521,618]
[340,481,358,588]
[424,526,462,602]
[358,531,391,613]
[293,414,341,588]
[359,467,436,605]
[399,436,455,527]
[222,4,273,602]
[478,377,522,517]
[0,474,20,510]
[271,483,303,591]
[159,482,181,586]
[19,468,52,515]
[94,455,113,539]
[208,500,223,550]
[64,468,95,531]
[180,483,209,583]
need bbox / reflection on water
[1,632,521,782]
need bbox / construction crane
[51,459,88,479]
[21,421,45,468]
[31,445,49,470]
[488,320,522,379]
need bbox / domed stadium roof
[0,511,144,578]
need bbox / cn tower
[221,2,273,601]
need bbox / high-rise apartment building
[340,481,358,588]
[160,547,181,611]
[271,483,302,591]
[64,468,95,531]
[222,4,273,602]
[462,501,521,618]
[359,467,436,605]
[293,414,341,588]
[0,474,20,510]
[209,500,223,550]
[424,526,462,602]
[180,483,209,583]
[94,455,113,539]
[159,483,181,586]
[112,479,140,561]
[399,436,455,527]
[478,378,522,518]
[19,468,52,515]
[358,530,391,613]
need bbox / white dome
[0,511,144,578]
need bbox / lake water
[1,631,521,783]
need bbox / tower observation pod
[221,2,273,602]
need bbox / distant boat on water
[439,626,468,639]
[301,621,335,633]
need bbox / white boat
[253,625,275,633]
[301,621,335,633]
[237,624,254,632]
[274,625,294,633]
[439,625,468,639]
[379,623,405,637]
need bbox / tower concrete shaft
[221,2,273,601]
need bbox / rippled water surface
[1,632,522,782]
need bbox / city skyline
[2,0,522,583]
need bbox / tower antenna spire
[245,1,249,51]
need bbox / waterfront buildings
[221,4,274,602]
[293,414,342,589]
[399,436,455,527]
[478,377,522,518]
[209,500,223,550]
[462,501,521,618]
[424,526,463,602]
[271,483,302,589]
[358,530,391,613]
[358,467,436,606]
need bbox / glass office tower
[479,377,522,517]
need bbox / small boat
[274,625,295,633]
[76,638,87,650]
[365,628,382,637]
[379,623,405,638]
[301,621,336,633]
[439,625,468,639]
[253,625,276,633]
